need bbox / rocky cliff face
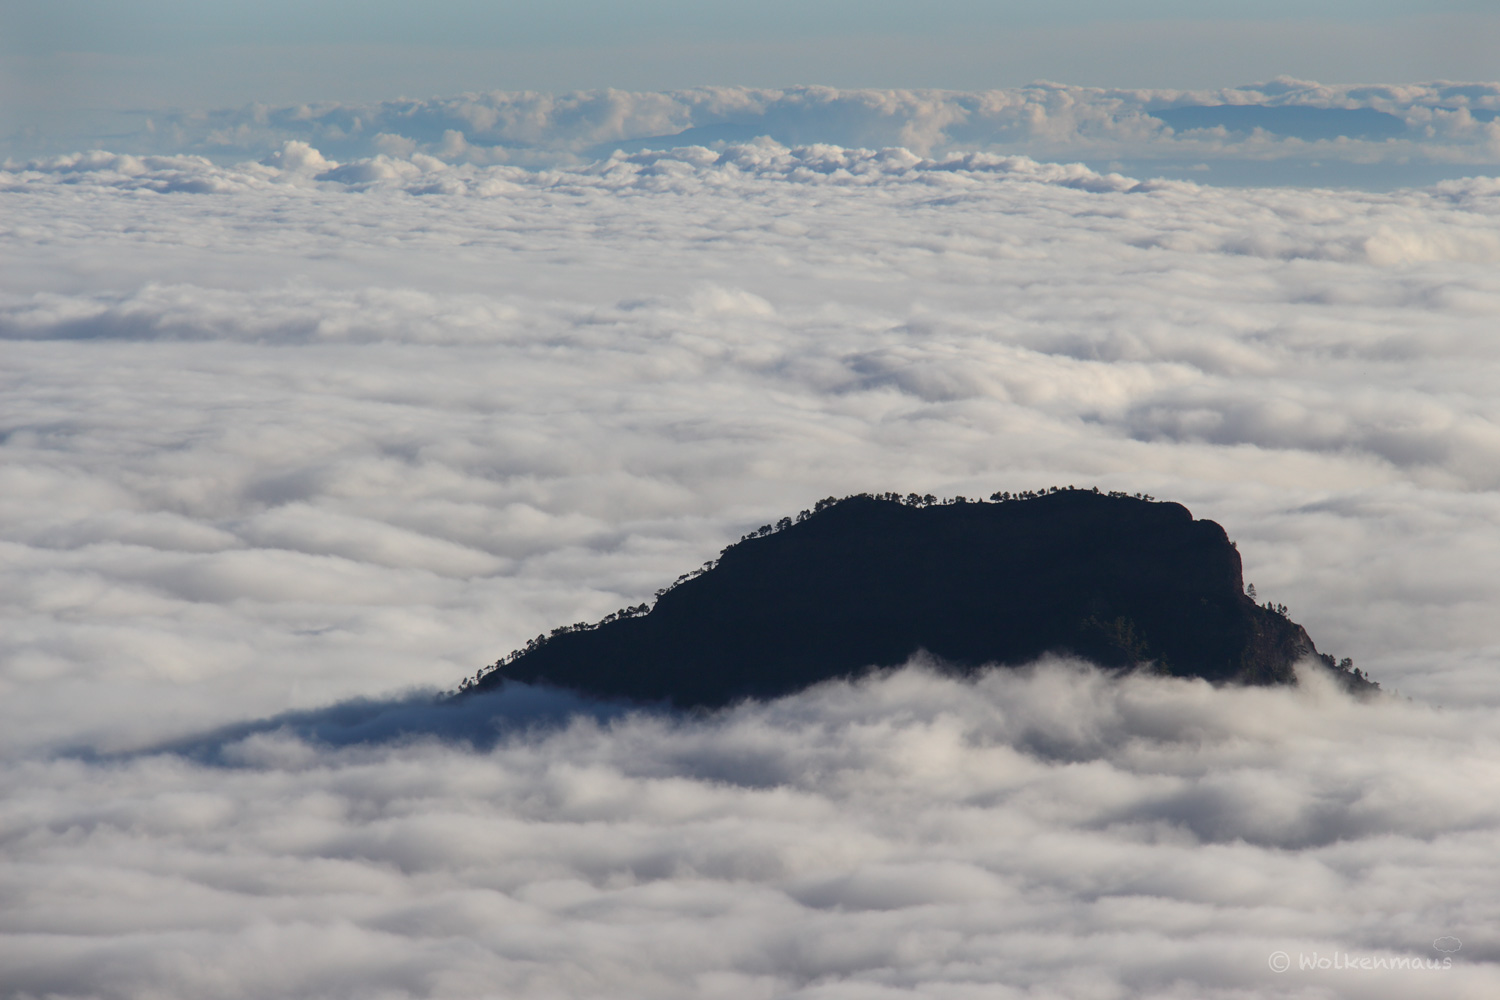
[472,490,1372,707]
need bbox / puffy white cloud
[3,665,1499,999]
[3,139,1500,996]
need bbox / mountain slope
[471,490,1371,707]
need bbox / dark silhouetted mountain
[467,490,1375,707]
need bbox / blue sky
[6,1,1493,51]
[5,1,1496,101]
[2,1,1496,159]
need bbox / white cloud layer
[5,666,1500,999]
[16,80,1500,187]
[3,140,1500,996]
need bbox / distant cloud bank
[30,79,1498,188]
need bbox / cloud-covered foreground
[5,664,1499,999]
[30,80,1500,188]
[4,135,1500,996]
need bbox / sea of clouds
[4,130,1500,997]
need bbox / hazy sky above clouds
[4,0,1497,146]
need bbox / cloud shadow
[101,682,653,764]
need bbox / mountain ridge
[463,488,1375,707]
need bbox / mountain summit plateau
[466,489,1373,706]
